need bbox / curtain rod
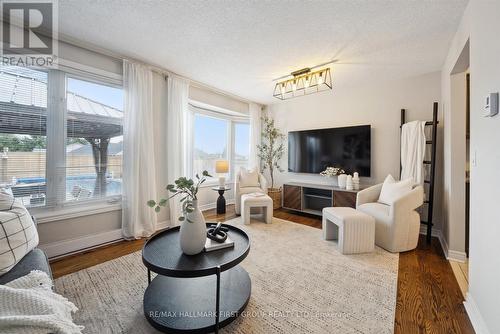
[57,33,261,106]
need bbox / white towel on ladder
[401,120,427,185]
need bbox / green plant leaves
[147,170,211,218]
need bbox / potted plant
[148,170,211,255]
[257,115,285,209]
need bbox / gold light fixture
[273,66,332,100]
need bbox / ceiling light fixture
[273,66,332,100]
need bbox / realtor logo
[1,0,58,67]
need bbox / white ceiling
[58,0,467,104]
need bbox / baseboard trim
[41,219,171,260]
[40,228,124,260]
[419,225,467,262]
[464,293,491,334]
[41,199,228,259]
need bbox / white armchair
[235,171,268,215]
[356,183,424,252]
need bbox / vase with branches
[257,115,285,208]
[147,170,211,255]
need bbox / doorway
[448,40,470,298]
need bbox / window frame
[27,69,124,219]
[189,103,250,187]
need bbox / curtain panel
[122,61,168,238]
[166,76,190,225]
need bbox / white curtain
[248,103,262,170]
[167,76,190,225]
[122,60,167,238]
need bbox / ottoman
[241,194,273,225]
[322,207,375,254]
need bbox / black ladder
[400,102,438,244]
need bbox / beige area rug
[55,217,399,334]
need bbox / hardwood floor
[50,204,475,333]
[50,238,145,279]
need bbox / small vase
[179,200,207,255]
[346,175,353,191]
[337,174,347,189]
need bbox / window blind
[0,66,48,207]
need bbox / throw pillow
[239,168,260,188]
[378,174,413,205]
[0,191,39,276]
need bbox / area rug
[54,217,399,334]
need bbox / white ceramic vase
[179,200,207,255]
[346,175,353,190]
[337,174,347,189]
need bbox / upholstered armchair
[356,183,424,252]
[235,170,268,215]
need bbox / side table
[211,186,231,214]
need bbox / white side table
[241,194,273,225]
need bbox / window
[193,114,228,177]
[233,122,250,173]
[0,65,123,209]
[0,66,48,207]
[191,105,250,182]
[65,77,123,203]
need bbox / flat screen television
[288,125,371,176]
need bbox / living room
[0,1,498,333]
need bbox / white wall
[468,1,500,333]
[442,1,500,333]
[267,71,442,228]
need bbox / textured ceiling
[58,0,468,104]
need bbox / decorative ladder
[400,102,438,244]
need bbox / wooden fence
[0,152,122,182]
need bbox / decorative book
[204,236,234,252]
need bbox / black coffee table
[142,223,251,333]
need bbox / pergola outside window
[0,65,123,208]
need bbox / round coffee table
[142,223,251,333]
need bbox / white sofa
[356,183,424,252]
[235,170,268,215]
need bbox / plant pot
[179,200,207,255]
[268,188,282,210]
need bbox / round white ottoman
[322,207,375,254]
[241,194,273,225]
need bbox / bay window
[191,104,250,183]
[0,64,123,210]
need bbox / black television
[288,125,371,176]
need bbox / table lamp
[215,160,229,188]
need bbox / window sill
[31,201,122,224]
[199,180,234,189]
